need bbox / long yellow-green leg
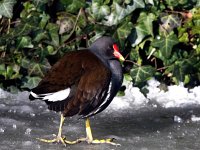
[37,114,80,146]
[85,118,120,146]
[86,118,93,143]
[37,115,120,146]
[37,114,66,145]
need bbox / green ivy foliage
[0,0,200,92]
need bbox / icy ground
[1,79,200,150]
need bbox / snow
[107,78,200,112]
[146,79,200,108]
[1,78,200,150]
[191,115,200,122]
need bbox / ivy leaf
[160,14,181,33]
[77,9,87,28]
[46,45,57,55]
[46,23,60,47]
[103,0,145,26]
[165,57,199,84]
[16,36,34,49]
[0,64,6,77]
[6,21,38,40]
[197,0,200,7]
[60,0,85,13]
[91,3,110,21]
[191,26,200,35]
[124,74,132,81]
[151,33,179,58]
[130,65,156,84]
[179,32,189,43]
[21,58,50,77]
[5,64,20,79]
[165,0,179,7]
[0,0,16,18]
[129,12,156,47]
[116,21,133,39]
[39,13,50,29]
[32,29,48,43]
[21,76,41,89]
[28,63,45,77]
[33,0,48,7]
[114,20,133,48]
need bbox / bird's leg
[37,114,80,146]
[85,118,93,143]
[84,118,121,146]
[37,115,120,146]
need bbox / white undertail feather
[30,88,70,102]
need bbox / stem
[124,60,140,67]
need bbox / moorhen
[29,36,125,146]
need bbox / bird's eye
[107,45,113,50]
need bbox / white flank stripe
[31,88,70,102]
[85,82,112,117]
[82,82,112,118]
[94,82,112,113]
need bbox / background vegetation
[0,0,200,93]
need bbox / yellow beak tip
[120,56,125,62]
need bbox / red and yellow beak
[113,44,125,62]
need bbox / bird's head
[89,36,125,62]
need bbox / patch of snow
[0,103,6,107]
[1,78,200,113]
[0,118,25,126]
[15,91,29,101]
[107,78,200,120]
[146,79,200,108]
[191,115,200,122]
[174,115,183,123]
[0,128,5,133]
[12,124,17,129]
[22,141,33,146]
[25,128,32,135]
[9,105,34,114]
[189,86,200,98]
[30,113,36,117]
[0,88,12,99]
[108,80,148,111]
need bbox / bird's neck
[89,48,123,89]
[108,60,123,93]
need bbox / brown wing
[31,50,85,94]
[63,58,111,117]
[30,50,111,116]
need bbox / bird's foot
[37,135,82,146]
[75,137,120,146]
[37,136,120,146]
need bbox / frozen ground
[0,79,200,150]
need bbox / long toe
[91,138,121,146]
[37,136,67,146]
[64,137,87,144]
